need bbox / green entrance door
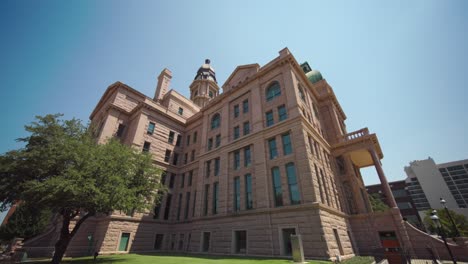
[119,233,130,251]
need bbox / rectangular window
[308,136,315,156]
[188,170,193,186]
[116,124,126,138]
[193,132,197,143]
[234,104,240,118]
[178,107,184,115]
[234,150,240,170]
[154,234,164,250]
[244,146,251,167]
[278,105,288,121]
[245,174,253,210]
[191,150,195,161]
[185,192,191,220]
[153,192,163,219]
[333,229,344,255]
[161,171,167,185]
[206,161,211,178]
[169,173,176,189]
[234,177,240,211]
[213,182,219,215]
[215,134,221,148]
[214,158,220,176]
[208,138,213,150]
[272,167,283,207]
[164,194,172,220]
[173,153,179,165]
[204,184,209,216]
[243,121,250,136]
[184,153,188,164]
[186,135,190,146]
[177,193,183,221]
[168,131,175,144]
[286,163,300,205]
[164,149,171,162]
[242,99,249,113]
[147,122,156,135]
[282,133,292,155]
[143,141,151,152]
[176,135,182,146]
[234,230,247,254]
[180,173,185,188]
[266,111,274,127]
[234,126,240,140]
[268,138,278,159]
[178,234,184,250]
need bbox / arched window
[209,91,214,98]
[266,81,281,101]
[211,113,221,130]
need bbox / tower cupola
[190,59,220,108]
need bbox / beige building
[22,48,468,261]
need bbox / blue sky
[0,0,467,218]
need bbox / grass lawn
[26,253,337,264]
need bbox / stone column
[369,148,397,208]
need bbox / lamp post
[87,234,93,256]
[430,210,457,264]
[440,198,460,238]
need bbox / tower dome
[194,59,217,83]
[306,69,323,84]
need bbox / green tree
[369,193,390,212]
[423,209,468,238]
[0,114,162,264]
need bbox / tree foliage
[0,114,162,263]
[369,193,390,212]
[423,208,468,238]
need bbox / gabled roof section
[222,63,260,92]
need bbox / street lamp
[430,210,457,264]
[440,198,460,237]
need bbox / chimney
[154,68,172,101]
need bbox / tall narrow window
[234,126,240,140]
[242,99,249,113]
[298,86,306,102]
[245,174,253,210]
[147,122,156,135]
[154,234,164,250]
[213,182,219,215]
[234,230,247,254]
[214,158,220,176]
[192,191,197,217]
[178,107,184,115]
[272,167,283,206]
[185,192,191,220]
[211,113,221,130]
[176,135,182,146]
[215,134,221,148]
[168,131,175,143]
[164,194,172,220]
[188,170,193,186]
[184,153,188,164]
[193,132,198,143]
[320,168,330,206]
[278,105,288,121]
[169,173,176,189]
[234,151,240,170]
[234,105,240,118]
[286,163,300,205]
[204,184,209,216]
[161,171,167,185]
[180,173,185,188]
[208,138,213,150]
[186,135,190,146]
[266,111,274,127]
[243,121,250,135]
[315,164,325,203]
[143,141,151,152]
[268,138,278,159]
[177,193,183,221]
[164,149,171,162]
[234,177,240,212]
[153,190,164,219]
[266,81,281,101]
[244,146,251,167]
[191,150,195,161]
[282,133,292,155]
[308,136,315,156]
[206,161,211,178]
[173,153,178,165]
[116,124,126,138]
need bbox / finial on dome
[205,59,210,64]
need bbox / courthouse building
[23,48,467,261]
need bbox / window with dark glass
[242,99,249,113]
[188,170,193,186]
[234,177,240,212]
[209,91,214,98]
[204,184,209,216]
[193,132,198,143]
[164,149,171,162]
[298,86,306,102]
[266,81,281,101]
[234,151,240,170]
[214,158,220,176]
[243,121,250,135]
[116,124,126,138]
[234,105,240,118]
[191,150,195,161]
[186,135,190,146]
[208,138,213,150]
[160,171,167,185]
[234,126,240,140]
[282,133,292,155]
[169,173,176,188]
[278,105,288,121]
[272,167,283,206]
[163,194,172,220]
[211,113,221,130]
[234,230,247,253]
[168,131,175,143]
[192,191,197,217]
[176,135,182,146]
[266,111,274,127]
[177,193,183,220]
[178,107,184,115]
[213,182,219,214]
[173,153,178,165]
[286,163,300,205]
[154,234,164,250]
[268,138,278,159]
[147,122,156,135]
[206,161,211,177]
[245,174,253,210]
[180,173,185,188]
[215,134,221,148]
[184,192,191,220]
[184,153,188,164]
[153,191,164,219]
[244,146,251,167]
[143,141,151,152]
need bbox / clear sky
[0,0,467,192]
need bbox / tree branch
[70,211,94,237]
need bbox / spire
[190,59,220,108]
[194,59,217,83]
